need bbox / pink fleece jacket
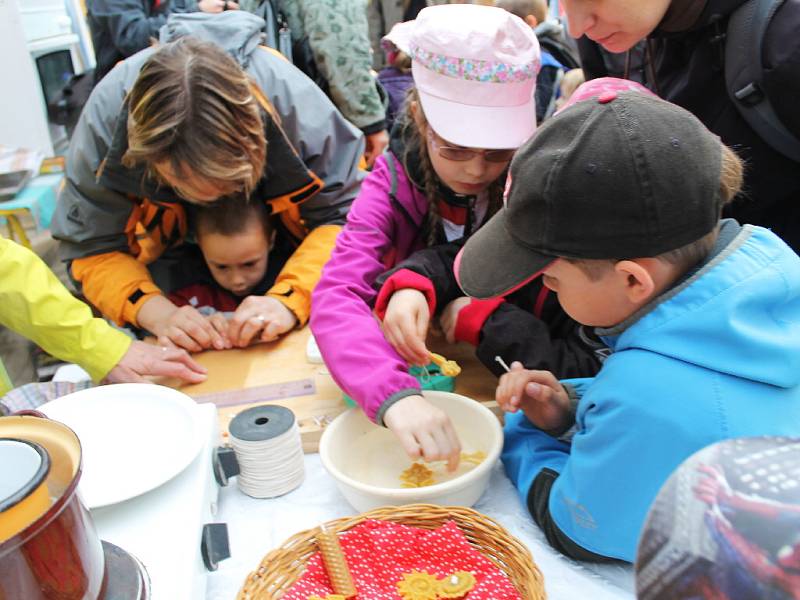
[310,152,430,424]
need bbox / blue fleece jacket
[502,222,800,561]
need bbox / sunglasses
[427,130,515,163]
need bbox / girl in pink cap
[312,4,602,469]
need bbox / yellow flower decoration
[437,571,477,598]
[400,462,436,487]
[307,595,345,600]
[460,451,487,466]
[397,570,441,600]
[430,353,462,377]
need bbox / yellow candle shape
[315,525,357,598]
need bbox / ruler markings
[190,378,316,407]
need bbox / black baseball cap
[455,89,724,299]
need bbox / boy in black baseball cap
[455,79,800,562]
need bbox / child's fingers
[389,316,428,365]
[382,321,415,363]
[397,431,422,462]
[415,431,442,464]
[496,372,525,406]
[440,425,462,472]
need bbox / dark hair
[494,0,546,23]
[123,37,267,200]
[400,88,506,246]
[569,144,746,280]
[194,196,273,241]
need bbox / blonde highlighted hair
[570,144,745,279]
[122,37,266,201]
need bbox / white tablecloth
[206,455,635,599]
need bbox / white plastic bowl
[319,391,503,512]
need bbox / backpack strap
[256,0,293,60]
[725,0,800,162]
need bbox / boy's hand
[207,313,232,349]
[496,362,572,433]
[104,341,207,384]
[383,394,462,471]
[228,296,298,347]
[439,297,471,343]
[381,289,431,366]
[138,296,227,352]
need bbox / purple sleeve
[311,156,420,423]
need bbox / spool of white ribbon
[228,405,305,498]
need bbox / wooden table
[165,327,500,452]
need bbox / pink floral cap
[408,4,540,150]
[381,19,414,56]
[555,77,659,116]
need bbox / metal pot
[0,413,105,599]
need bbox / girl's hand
[496,362,571,432]
[439,297,471,343]
[383,394,462,471]
[381,289,431,366]
[228,296,298,347]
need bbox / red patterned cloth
[281,519,521,599]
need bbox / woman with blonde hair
[52,11,365,351]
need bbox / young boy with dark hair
[167,197,291,348]
[455,82,800,562]
[494,0,566,122]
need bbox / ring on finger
[254,314,266,324]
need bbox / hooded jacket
[311,151,429,424]
[577,0,800,251]
[51,12,365,329]
[87,0,200,84]
[0,237,130,396]
[502,222,800,562]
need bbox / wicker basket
[237,503,546,600]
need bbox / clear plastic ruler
[190,379,316,407]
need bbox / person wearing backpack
[563,0,800,253]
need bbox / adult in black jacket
[87,0,236,84]
[566,0,800,252]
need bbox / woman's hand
[227,295,298,347]
[381,289,431,366]
[383,394,462,471]
[103,341,207,384]
[137,296,227,352]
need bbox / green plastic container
[342,362,456,408]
